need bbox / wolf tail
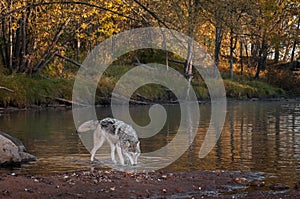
[77,120,98,133]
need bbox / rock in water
[0,131,36,166]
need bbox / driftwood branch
[136,94,152,101]
[111,93,150,105]
[168,59,185,65]
[39,94,89,107]
[54,97,90,107]
[134,56,157,70]
[0,86,14,92]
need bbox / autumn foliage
[0,0,299,107]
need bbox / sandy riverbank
[0,170,299,198]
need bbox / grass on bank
[0,73,73,108]
[224,80,285,99]
[0,64,288,108]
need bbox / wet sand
[0,170,299,198]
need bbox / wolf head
[77,120,98,133]
[122,140,141,166]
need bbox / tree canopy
[0,0,299,79]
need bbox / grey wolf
[77,118,140,166]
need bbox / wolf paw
[91,159,100,164]
[119,161,125,166]
[112,159,117,164]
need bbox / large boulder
[0,131,36,166]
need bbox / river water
[0,101,299,186]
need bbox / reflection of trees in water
[0,103,299,182]
[0,109,80,156]
[177,102,299,184]
[201,102,300,185]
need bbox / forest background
[0,0,299,108]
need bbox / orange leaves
[0,0,132,73]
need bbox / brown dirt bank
[0,170,299,198]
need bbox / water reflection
[169,101,300,186]
[0,101,299,186]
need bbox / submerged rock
[0,131,36,166]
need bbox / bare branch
[132,0,171,28]
[54,53,84,68]
[0,86,14,92]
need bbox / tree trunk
[251,40,259,68]
[8,15,13,73]
[262,42,268,70]
[274,42,280,63]
[244,38,250,67]
[1,19,8,68]
[14,18,22,72]
[76,38,80,62]
[229,29,234,79]
[165,51,169,70]
[291,40,297,62]
[283,40,291,62]
[291,18,300,62]
[255,62,261,79]
[255,37,267,79]
[240,40,243,75]
[214,24,223,69]
[184,39,193,77]
[20,9,28,72]
[274,30,280,63]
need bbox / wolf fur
[77,118,140,165]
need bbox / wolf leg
[90,134,105,162]
[116,144,125,165]
[110,143,117,164]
